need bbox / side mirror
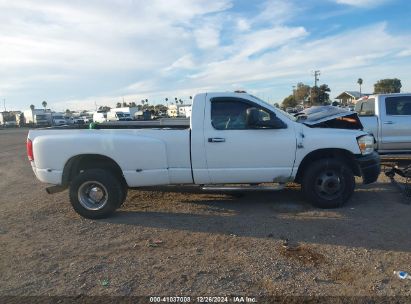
[246,107,286,129]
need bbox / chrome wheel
[314,170,345,200]
[77,181,108,211]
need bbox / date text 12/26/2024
[149,296,257,303]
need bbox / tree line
[282,78,403,108]
[282,83,331,108]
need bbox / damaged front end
[295,106,363,130]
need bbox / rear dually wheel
[69,169,124,219]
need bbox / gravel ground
[1,128,411,299]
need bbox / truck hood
[295,106,363,130]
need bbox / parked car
[286,107,297,113]
[27,91,380,219]
[355,93,411,153]
[66,117,85,125]
[4,121,18,128]
[52,114,67,126]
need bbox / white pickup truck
[27,92,380,219]
[355,93,411,153]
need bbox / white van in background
[107,111,133,121]
[93,112,107,123]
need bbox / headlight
[357,135,375,155]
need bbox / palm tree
[116,102,122,108]
[145,98,148,104]
[179,99,183,105]
[30,104,35,111]
[357,78,363,97]
[42,101,47,110]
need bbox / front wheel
[69,169,124,219]
[302,159,355,209]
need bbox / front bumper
[356,151,381,184]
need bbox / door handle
[208,137,226,143]
[383,121,394,124]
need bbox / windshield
[249,95,272,108]
[116,113,124,117]
[36,115,47,120]
[277,108,298,121]
[250,94,297,121]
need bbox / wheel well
[294,149,360,184]
[62,154,125,186]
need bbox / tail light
[27,139,34,161]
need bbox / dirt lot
[1,128,411,299]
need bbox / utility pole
[292,85,296,102]
[313,70,320,87]
[313,70,320,104]
[3,98,6,111]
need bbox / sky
[1,0,411,111]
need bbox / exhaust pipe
[46,185,66,194]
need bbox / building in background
[178,105,192,118]
[167,104,192,118]
[167,104,178,117]
[335,91,370,105]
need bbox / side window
[385,96,411,115]
[211,97,272,130]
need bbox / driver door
[203,96,297,184]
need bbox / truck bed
[28,127,193,186]
[46,118,191,130]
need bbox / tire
[301,159,355,209]
[118,180,128,207]
[69,169,124,219]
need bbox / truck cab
[356,93,411,153]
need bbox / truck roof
[366,92,411,99]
